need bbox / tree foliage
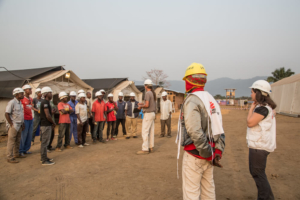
[267,67,295,83]
[144,69,170,88]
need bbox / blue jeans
[69,118,78,144]
[19,119,33,154]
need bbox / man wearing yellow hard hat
[176,63,225,199]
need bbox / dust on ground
[0,108,299,200]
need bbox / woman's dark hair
[252,89,277,109]
[146,85,156,101]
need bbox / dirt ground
[0,108,300,200]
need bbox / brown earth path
[0,109,299,200]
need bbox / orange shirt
[92,100,107,122]
[58,102,72,124]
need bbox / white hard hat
[41,87,52,94]
[95,91,101,97]
[59,91,68,99]
[22,85,31,90]
[108,93,113,98]
[250,80,272,95]
[78,93,86,98]
[118,92,124,96]
[13,88,24,95]
[144,79,153,85]
[70,91,76,96]
[35,88,42,93]
[162,91,168,97]
[129,92,135,97]
[78,89,85,94]
[99,89,106,94]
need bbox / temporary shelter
[270,74,300,117]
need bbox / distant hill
[135,76,268,97]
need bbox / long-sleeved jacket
[180,95,225,158]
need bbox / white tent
[270,73,300,116]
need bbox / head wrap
[185,74,207,94]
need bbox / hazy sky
[0,0,299,81]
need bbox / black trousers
[107,121,116,138]
[115,119,126,136]
[88,117,94,138]
[249,148,274,200]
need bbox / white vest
[246,105,276,152]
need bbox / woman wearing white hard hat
[247,80,276,199]
[19,84,34,155]
[31,88,43,144]
[5,88,25,163]
[137,79,156,155]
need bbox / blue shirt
[68,100,78,119]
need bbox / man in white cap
[86,91,94,137]
[160,91,172,138]
[124,92,139,139]
[56,92,74,151]
[5,88,25,163]
[39,87,56,165]
[114,92,127,137]
[68,91,78,145]
[31,88,42,145]
[76,93,89,147]
[137,79,156,155]
[19,84,34,155]
[92,91,107,143]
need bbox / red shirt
[92,100,107,122]
[58,102,72,124]
[21,97,33,120]
[106,102,117,121]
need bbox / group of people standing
[5,79,165,164]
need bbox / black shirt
[254,106,269,119]
[40,99,52,126]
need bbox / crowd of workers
[5,62,277,200]
[5,79,173,164]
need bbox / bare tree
[143,69,171,88]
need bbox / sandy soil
[0,108,299,200]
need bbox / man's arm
[32,101,39,112]
[45,108,55,127]
[92,112,95,123]
[5,113,13,127]
[183,96,212,158]
[76,114,82,124]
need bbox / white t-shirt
[160,99,172,120]
[75,103,88,124]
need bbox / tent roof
[271,73,300,87]
[82,78,128,93]
[0,66,64,98]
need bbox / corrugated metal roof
[271,73,300,87]
[0,66,64,98]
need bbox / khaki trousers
[141,112,155,151]
[125,117,137,137]
[182,152,216,200]
[7,126,22,159]
[160,116,171,136]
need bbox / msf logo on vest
[210,102,217,115]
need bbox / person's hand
[80,122,83,126]
[9,122,13,127]
[210,154,223,168]
[138,107,141,110]
[250,101,257,110]
[52,123,56,129]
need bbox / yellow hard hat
[183,63,207,80]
